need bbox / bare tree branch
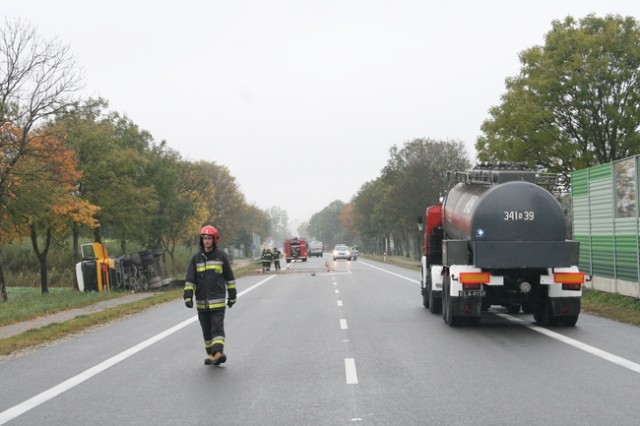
[0,17,83,301]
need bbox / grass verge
[581,289,640,325]
[1,287,124,327]
[0,289,182,356]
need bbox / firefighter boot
[211,351,227,366]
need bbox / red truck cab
[284,237,308,263]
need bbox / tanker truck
[417,163,585,327]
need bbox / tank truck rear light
[561,284,582,291]
[459,272,491,284]
[553,272,585,285]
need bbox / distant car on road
[332,244,352,261]
[309,241,324,257]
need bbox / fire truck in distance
[417,163,585,327]
[284,237,308,263]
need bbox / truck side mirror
[416,216,424,232]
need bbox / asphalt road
[1,256,640,425]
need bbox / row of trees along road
[310,14,640,259]
[308,139,469,257]
[0,19,273,302]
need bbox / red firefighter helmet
[200,225,219,243]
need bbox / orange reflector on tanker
[553,272,585,284]
[459,272,491,284]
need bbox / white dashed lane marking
[345,358,358,384]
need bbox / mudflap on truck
[533,297,581,327]
[442,273,482,326]
[550,297,581,317]
[448,296,482,324]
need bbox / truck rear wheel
[421,266,431,309]
[429,288,442,314]
[422,269,430,309]
[427,271,442,314]
[442,274,461,326]
[422,287,430,308]
[533,298,556,326]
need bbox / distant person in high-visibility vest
[261,248,273,272]
[273,247,282,271]
[183,225,236,366]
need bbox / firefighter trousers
[198,309,226,355]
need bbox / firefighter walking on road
[184,225,237,366]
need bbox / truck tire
[421,266,430,308]
[533,298,556,326]
[425,272,442,314]
[422,288,430,309]
[429,287,442,314]
[442,274,461,326]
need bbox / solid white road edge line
[359,260,420,284]
[345,358,358,384]
[0,274,277,425]
[495,312,640,374]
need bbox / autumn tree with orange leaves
[0,18,82,301]
[7,128,99,294]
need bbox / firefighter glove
[183,288,194,308]
[227,299,236,308]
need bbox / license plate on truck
[458,290,486,297]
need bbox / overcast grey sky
[4,1,640,228]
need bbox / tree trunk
[120,237,126,255]
[39,252,49,294]
[168,240,176,276]
[31,225,52,294]
[0,250,7,302]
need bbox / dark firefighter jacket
[261,251,273,263]
[183,248,236,311]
